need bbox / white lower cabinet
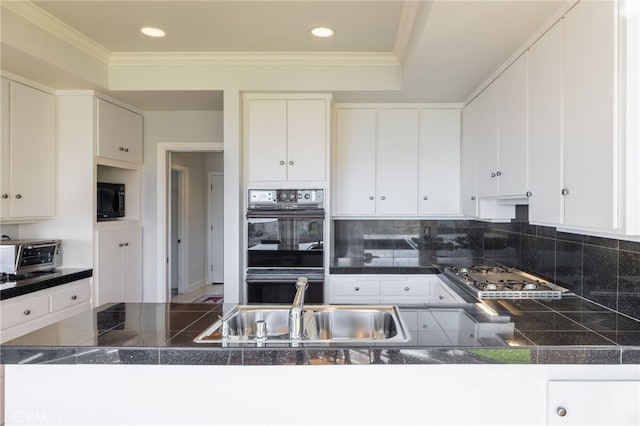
[329,276,380,304]
[547,380,640,425]
[95,225,142,305]
[0,278,92,343]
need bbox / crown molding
[109,51,400,67]
[394,0,421,62]
[2,0,112,64]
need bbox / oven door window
[247,217,323,268]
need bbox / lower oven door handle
[246,279,324,284]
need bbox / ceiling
[16,1,569,110]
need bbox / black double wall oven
[246,189,325,304]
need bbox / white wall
[142,111,223,301]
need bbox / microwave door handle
[118,191,125,211]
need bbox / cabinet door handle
[279,160,285,165]
[471,196,476,201]
[368,196,374,201]
[526,191,532,197]
[71,295,78,300]
[561,188,570,196]
[422,196,428,201]
[119,146,125,151]
[124,242,129,247]
[118,243,124,247]
[380,196,386,200]
[404,287,410,292]
[496,171,502,176]
[354,286,360,291]
[124,148,129,153]
[438,295,444,300]
[23,309,31,316]
[491,172,496,178]
[1,194,7,199]
[288,160,294,165]
[556,407,567,417]
[15,194,22,199]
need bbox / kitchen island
[2,293,640,425]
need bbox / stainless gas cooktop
[444,265,569,299]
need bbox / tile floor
[171,284,223,303]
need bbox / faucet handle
[296,277,308,288]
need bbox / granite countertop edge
[0,268,93,301]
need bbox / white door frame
[171,164,189,295]
[157,142,224,303]
[207,171,224,284]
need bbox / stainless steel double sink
[194,304,410,344]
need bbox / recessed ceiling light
[141,27,166,38]
[311,27,334,38]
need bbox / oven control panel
[248,189,324,208]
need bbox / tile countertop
[2,293,639,366]
[0,268,93,300]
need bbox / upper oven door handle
[246,210,325,219]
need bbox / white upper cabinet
[334,108,377,216]
[461,98,479,217]
[333,105,460,217]
[96,99,143,164]
[476,81,499,198]
[419,109,461,215]
[0,78,56,220]
[477,54,528,200]
[497,52,528,197]
[377,109,419,216]
[562,0,617,230]
[245,95,330,183]
[528,20,564,226]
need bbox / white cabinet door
[287,100,326,181]
[96,99,143,164]
[419,109,461,215]
[547,381,640,425]
[528,20,564,225]
[3,80,55,219]
[96,228,123,305]
[0,78,9,218]
[121,226,142,303]
[377,109,419,215]
[96,225,143,305]
[334,109,377,216]
[461,98,479,217]
[562,0,617,230]
[477,81,499,198]
[329,276,380,303]
[497,52,528,197]
[247,99,288,182]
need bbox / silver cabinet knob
[354,286,360,291]
[288,160,294,165]
[71,295,77,300]
[124,242,129,247]
[557,407,567,417]
[496,171,502,176]
[119,147,124,151]
[491,172,496,178]
[561,188,570,196]
[471,196,476,201]
[526,191,532,197]
[380,196,386,200]
[404,287,410,292]
[279,160,285,165]
[1,194,7,199]
[15,194,22,199]
[118,243,124,247]
[124,148,129,152]
[368,196,374,200]
[23,309,31,316]
[438,295,444,300]
[423,196,428,201]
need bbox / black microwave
[97,182,125,220]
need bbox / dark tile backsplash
[333,209,640,321]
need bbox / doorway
[157,143,225,304]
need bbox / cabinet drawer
[383,280,431,297]
[417,311,442,331]
[332,280,380,297]
[1,295,49,329]
[51,282,91,312]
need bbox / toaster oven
[0,239,62,276]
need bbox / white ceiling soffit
[4,0,570,108]
[108,90,224,111]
